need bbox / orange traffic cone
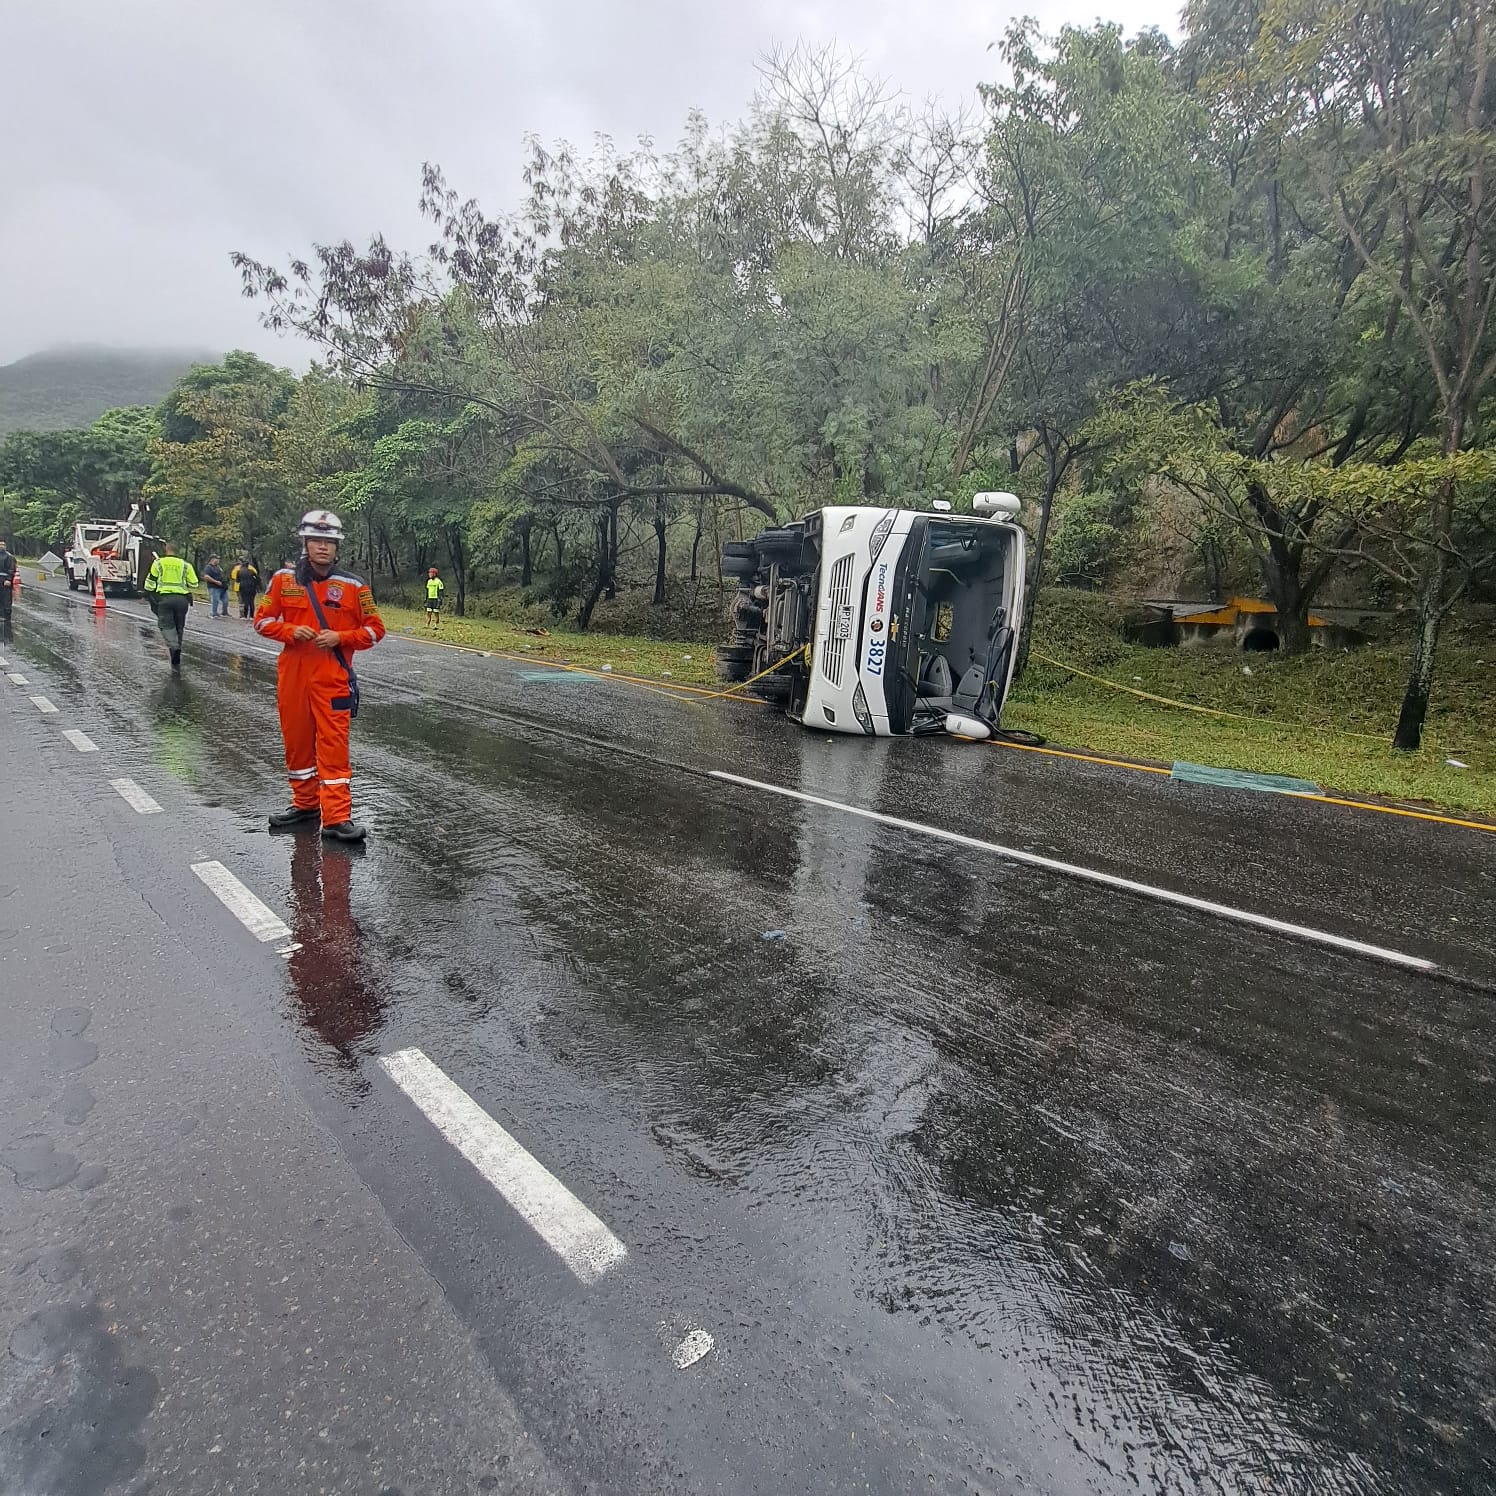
[93,573,106,611]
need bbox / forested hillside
[1,5,1492,755]
[0,347,217,436]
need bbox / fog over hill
[0,346,220,435]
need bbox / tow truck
[64,505,161,597]
[717,495,1027,739]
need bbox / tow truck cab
[64,507,161,596]
[718,498,1026,738]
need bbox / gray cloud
[0,0,1173,365]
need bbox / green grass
[380,592,1496,820]
[1009,592,1495,820]
[379,603,721,685]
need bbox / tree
[975,22,1231,655]
[0,410,156,519]
[341,402,509,616]
[1086,383,1371,645]
[275,369,378,570]
[754,41,905,262]
[1175,0,1438,639]
[1256,0,1496,745]
[147,358,298,560]
[120,9,1480,673]
[158,351,295,443]
[84,406,158,515]
[0,406,158,545]
[1324,448,1496,621]
[232,146,781,529]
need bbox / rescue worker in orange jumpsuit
[254,509,385,843]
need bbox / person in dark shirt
[203,554,228,617]
[0,540,16,625]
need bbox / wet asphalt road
[1,575,1493,1496]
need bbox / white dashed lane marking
[30,696,58,714]
[378,1047,628,1285]
[190,860,291,942]
[110,778,163,815]
[709,770,1438,974]
[62,730,99,753]
[6,672,29,685]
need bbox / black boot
[320,820,367,843]
[268,805,320,829]
[169,648,181,671]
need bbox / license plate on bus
[834,606,854,640]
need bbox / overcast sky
[0,0,1173,367]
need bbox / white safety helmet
[298,508,345,542]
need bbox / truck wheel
[716,643,756,682]
[67,574,79,591]
[722,542,757,580]
[753,528,805,569]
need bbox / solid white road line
[378,1047,628,1285]
[30,696,58,714]
[6,672,28,685]
[709,769,1438,974]
[110,777,163,815]
[62,730,99,753]
[190,860,292,943]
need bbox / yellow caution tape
[1026,650,1388,742]
[686,644,810,703]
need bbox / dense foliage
[1,8,1492,748]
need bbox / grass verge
[1008,593,1495,820]
[379,604,721,685]
[386,594,1493,820]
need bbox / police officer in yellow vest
[144,541,199,671]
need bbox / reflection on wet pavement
[284,835,383,1086]
[9,583,1494,1494]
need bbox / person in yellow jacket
[144,542,199,671]
[424,567,445,631]
[231,556,261,619]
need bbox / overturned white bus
[717,496,1027,739]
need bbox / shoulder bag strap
[303,580,356,687]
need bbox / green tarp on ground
[1171,761,1321,795]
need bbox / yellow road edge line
[1282,791,1496,835]
[992,738,1494,834]
[990,738,1174,775]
